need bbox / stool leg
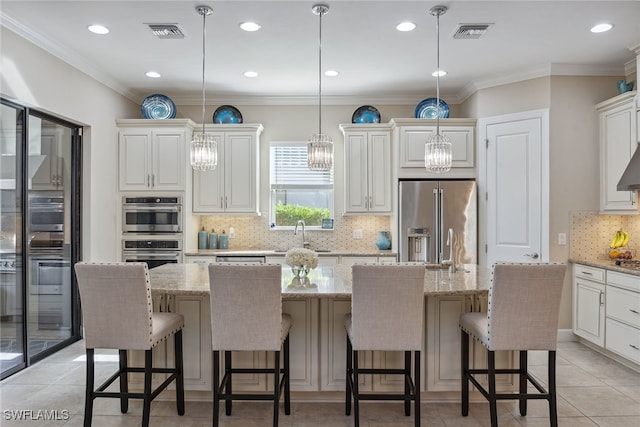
[284,334,291,415]
[174,330,185,416]
[414,350,421,427]
[225,351,232,416]
[461,330,470,416]
[404,351,411,416]
[549,351,558,427]
[273,350,280,427]
[213,351,220,427]
[353,350,360,427]
[488,350,498,427]
[118,349,128,414]
[519,350,528,416]
[84,349,94,427]
[345,337,352,416]
[142,349,153,427]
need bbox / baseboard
[557,329,577,342]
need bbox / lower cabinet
[605,271,640,364]
[573,264,606,346]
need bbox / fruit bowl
[608,248,635,260]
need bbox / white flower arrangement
[285,248,319,269]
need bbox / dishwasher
[216,256,265,263]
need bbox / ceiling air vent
[146,23,185,39]
[452,23,492,39]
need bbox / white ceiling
[2,1,640,106]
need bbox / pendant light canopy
[425,5,452,173]
[190,5,218,171]
[307,4,333,171]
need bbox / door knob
[524,252,539,259]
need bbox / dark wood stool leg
[549,351,558,427]
[414,350,421,427]
[174,330,185,415]
[284,334,291,415]
[84,349,95,427]
[488,350,498,427]
[404,351,411,416]
[225,351,232,416]
[273,350,280,427]
[461,330,470,416]
[118,349,128,414]
[519,350,528,416]
[213,351,220,427]
[142,349,153,427]
[345,336,352,416]
[353,350,360,427]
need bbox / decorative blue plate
[213,105,243,124]
[414,98,449,119]
[352,105,381,124]
[141,94,176,119]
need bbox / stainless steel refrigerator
[399,180,477,266]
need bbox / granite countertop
[570,258,640,277]
[148,263,490,298]
[184,249,398,257]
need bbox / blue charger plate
[213,105,243,124]
[414,98,449,119]
[352,105,381,123]
[141,94,176,119]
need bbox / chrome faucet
[294,220,310,248]
[441,227,456,273]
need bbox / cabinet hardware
[581,271,593,276]
[630,344,639,351]
[152,174,155,187]
[630,309,639,314]
[524,252,539,259]
[147,174,151,187]
[599,291,604,306]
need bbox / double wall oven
[122,196,183,268]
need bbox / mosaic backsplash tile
[570,211,640,261]
[199,215,394,252]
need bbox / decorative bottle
[198,227,208,250]
[208,229,218,249]
[219,230,229,249]
[376,231,391,250]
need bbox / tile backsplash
[199,215,394,252]
[570,211,640,260]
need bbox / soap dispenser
[208,228,218,249]
[198,227,208,250]
[219,229,229,249]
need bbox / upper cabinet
[597,91,637,212]
[117,119,194,192]
[192,124,263,214]
[31,126,66,190]
[340,124,392,215]
[391,118,476,179]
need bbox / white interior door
[479,110,549,267]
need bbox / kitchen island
[143,263,494,400]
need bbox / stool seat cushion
[152,312,185,348]
[459,312,488,346]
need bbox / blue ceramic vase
[376,231,391,250]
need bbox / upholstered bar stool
[74,262,185,427]
[344,263,426,427]
[459,263,566,427]
[208,263,292,427]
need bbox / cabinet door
[344,132,369,212]
[573,278,605,346]
[30,128,60,190]
[192,133,225,212]
[426,295,465,391]
[367,132,392,212]
[225,133,258,213]
[119,130,152,190]
[152,130,185,190]
[282,299,319,391]
[399,125,475,169]
[599,98,637,211]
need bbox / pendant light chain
[435,7,441,135]
[318,8,323,135]
[200,6,209,136]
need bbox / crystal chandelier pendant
[425,133,452,173]
[307,133,333,171]
[191,132,218,171]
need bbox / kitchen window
[269,141,333,228]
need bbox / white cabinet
[30,126,66,190]
[573,264,606,346]
[340,124,392,214]
[192,124,263,214]
[605,271,640,364]
[183,255,216,264]
[117,119,194,191]
[597,92,637,212]
[391,118,476,178]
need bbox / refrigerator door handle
[433,188,440,264]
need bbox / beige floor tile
[589,416,640,427]
[558,385,640,417]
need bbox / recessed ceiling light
[145,71,161,78]
[243,71,258,78]
[591,23,613,33]
[432,69,447,77]
[87,24,109,35]
[325,70,339,77]
[240,22,261,32]
[396,22,416,32]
